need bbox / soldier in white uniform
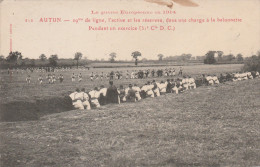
[152,81,160,97]
[99,85,108,105]
[79,88,91,110]
[212,75,219,84]
[26,75,31,84]
[131,71,135,79]
[38,75,43,84]
[188,76,196,89]
[182,76,189,90]
[158,81,167,95]
[132,84,142,101]
[71,73,76,82]
[206,75,214,85]
[247,72,253,79]
[88,87,101,108]
[78,73,83,82]
[141,83,154,98]
[69,88,84,109]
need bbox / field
[0,75,259,166]
[0,64,243,104]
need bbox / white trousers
[91,99,100,108]
[172,87,179,94]
[135,92,142,101]
[82,100,91,110]
[147,90,154,98]
[153,88,160,97]
[73,100,84,110]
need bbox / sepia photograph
[0,0,260,166]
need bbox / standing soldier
[110,71,114,80]
[46,74,51,84]
[52,74,56,83]
[71,73,76,82]
[78,73,83,82]
[38,75,43,84]
[58,74,64,83]
[90,72,94,81]
[126,70,130,79]
[26,75,31,84]
[100,72,104,81]
[178,66,183,76]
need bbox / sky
[0,0,260,60]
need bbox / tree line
[203,51,244,64]
[1,50,258,69]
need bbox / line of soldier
[6,66,90,74]
[68,70,259,110]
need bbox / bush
[243,55,260,72]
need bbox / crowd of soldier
[68,70,259,110]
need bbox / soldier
[69,88,84,109]
[78,73,83,82]
[79,88,91,110]
[178,67,183,76]
[52,74,56,83]
[166,79,173,93]
[188,76,196,89]
[58,74,64,83]
[141,82,155,98]
[132,84,142,101]
[38,75,43,84]
[46,74,51,84]
[125,70,130,79]
[131,71,135,79]
[125,84,136,102]
[88,87,101,108]
[90,72,94,81]
[100,72,104,81]
[71,73,76,82]
[106,81,119,104]
[99,85,107,105]
[206,75,214,85]
[182,76,189,90]
[158,80,167,95]
[26,75,31,84]
[118,85,126,103]
[247,72,253,79]
[110,71,114,80]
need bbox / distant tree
[6,51,22,63]
[243,54,260,72]
[131,51,142,65]
[225,54,235,61]
[30,59,35,67]
[49,54,58,67]
[39,54,47,61]
[74,52,82,69]
[236,53,244,62]
[216,51,223,61]
[109,52,117,63]
[204,51,216,64]
[157,54,164,61]
[0,55,5,61]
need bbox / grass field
[0,64,243,104]
[0,77,259,166]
